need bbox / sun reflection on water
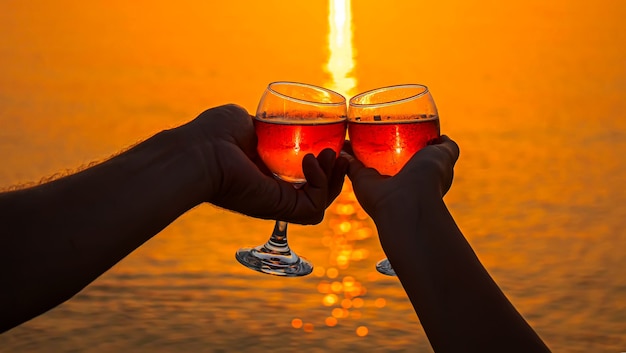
[325,0,357,98]
[286,0,388,338]
[292,180,389,336]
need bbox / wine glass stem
[265,220,291,255]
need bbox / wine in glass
[347,84,440,276]
[236,81,347,277]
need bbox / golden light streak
[326,0,356,98]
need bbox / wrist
[160,126,215,205]
[373,187,445,238]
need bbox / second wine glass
[235,81,347,277]
[347,84,440,276]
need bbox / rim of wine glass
[349,83,430,108]
[267,81,346,107]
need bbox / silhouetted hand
[0,103,348,333]
[343,137,552,353]
[177,104,348,225]
[344,136,459,223]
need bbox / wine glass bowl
[236,82,347,277]
[347,84,440,275]
[348,84,439,177]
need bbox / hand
[344,136,459,223]
[176,104,348,225]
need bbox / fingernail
[340,151,354,161]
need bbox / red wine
[255,118,347,183]
[348,117,440,176]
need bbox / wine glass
[236,81,347,277]
[347,84,440,276]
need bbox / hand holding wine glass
[180,104,345,225]
[346,84,440,275]
[236,82,347,277]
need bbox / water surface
[1,1,625,352]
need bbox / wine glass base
[236,246,313,277]
[376,258,397,276]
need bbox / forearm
[374,195,549,352]
[0,127,208,332]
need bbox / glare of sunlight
[326,0,357,98]
[323,293,339,306]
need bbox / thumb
[342,150,383,185]
[219,104,257,158]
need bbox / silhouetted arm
[0,122,210,334]
[346,137,550,352]
[0,104,347,333]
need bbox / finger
[302,153,327,190]
[207,104,257,157]
[240,174,321,225]
[212,157,291,219]
[437,135,459,195]
[341,141,379,180]
[316,148,337,178]
[252,154,273,177]
[342,140,354,156]
[299,154,329,224]
[240,112,258,158]
[437,135,460,165]
[327,155,348,206]
[426,135,443,145]
[343,150,382,182]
